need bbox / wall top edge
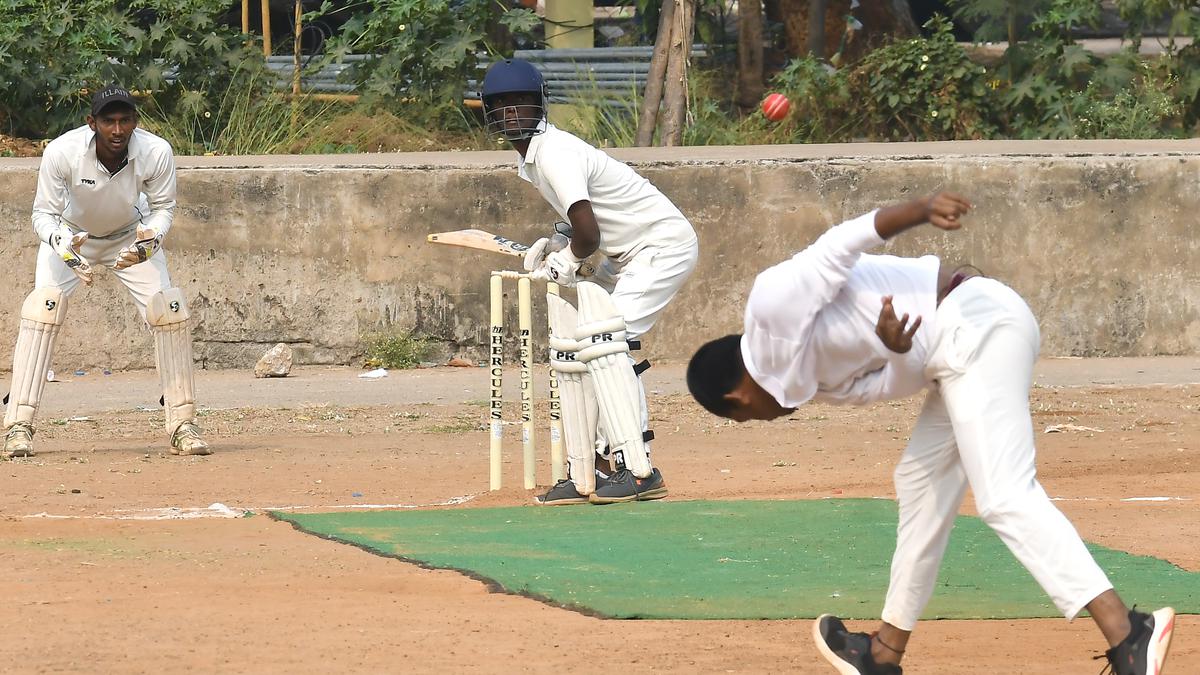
[1,138,1198,172]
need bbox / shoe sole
[588,485,668,505]
[811,615,865,675]
[534,496,590,506]
[170,448,213,456]
[1148,607,1175,675]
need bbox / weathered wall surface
[0,139,1197,371]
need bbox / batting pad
[547,293,598,494]
[273,499,1200,621]
[575,282,652,478]
[4,288,68,427]
[146,288,196,435]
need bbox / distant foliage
[306,0,539,126]
[0,0,267,138]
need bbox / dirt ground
[1,360,1197,674]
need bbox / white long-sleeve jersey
[32,125,176,243]
[741,210,940,407]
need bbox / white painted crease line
[20,494,477,520]
[1050,496,1192,502]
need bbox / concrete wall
[0,139,1197,371]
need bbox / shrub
[0,0,268,138]
[362,330,433,370]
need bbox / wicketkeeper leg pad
[548,292,599,494]
[146,288,197,436]
[4,288,68,428]
[575,282,653,478]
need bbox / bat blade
[426,229,529,258]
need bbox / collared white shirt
[741,210,940,407]
[517,124,695,261]
[32,125,176,242]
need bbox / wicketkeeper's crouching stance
[480,57,698,504]
[3,84,209,459]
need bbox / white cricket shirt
[517,124,696,260]
[32,125,176,242]
[741,210,940,407]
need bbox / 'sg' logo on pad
[169,301,181,312]
[45,300,56,310]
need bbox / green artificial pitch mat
[272,498,1200,620]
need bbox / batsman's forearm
[873,197,930,240]
[565,200,601,258]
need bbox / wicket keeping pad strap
[574,282,652,478]
[146,288,197,435]
[4,288,68,427]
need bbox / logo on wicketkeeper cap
[90,84,137,116]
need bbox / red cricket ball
[761,92,791,122]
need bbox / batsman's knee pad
[575,282,653,478]
[146,288,197,436]
[4,288,68,428]
[548,292,599,494]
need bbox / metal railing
[262,46,709,104]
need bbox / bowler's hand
[876,295,921,354]
[923,192,971,230]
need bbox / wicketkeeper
[2,84,210,458]
[480,58,699,505]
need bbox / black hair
[686,334,746,417]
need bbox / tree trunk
[635,0,677,147]
[735,0,764,110]
[662,0,696,146]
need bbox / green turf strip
[273,498,1200,620]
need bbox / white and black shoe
[812,614,903,675]
[1100,607,1175,675]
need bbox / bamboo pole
[292,0,302,132]
[260,0,272,56]
[241,0,250,34]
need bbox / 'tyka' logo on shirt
[81,178,96,185]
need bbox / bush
[307,0,539,128]
[0,0,268,138]
[362,330,433,370]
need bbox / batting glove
[539,247,586,287]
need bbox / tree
[736,0,765,109]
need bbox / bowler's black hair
[686,334,746,418]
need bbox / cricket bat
[426,229,533,258]
[426,228,595,276]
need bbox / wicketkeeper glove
[49,223,93,285]
[114,226,163,269]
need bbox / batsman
[2,84,210,458]
[480,58,699,505]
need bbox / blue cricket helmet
[480,58,548,141]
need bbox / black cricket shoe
[1098,607,1175,675]
[534,479,589,506]
[588,468,667,504]
[812,614,903,675]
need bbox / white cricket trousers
[881,277,1113,631]
[34,226,174,319]
[591,237,700,341]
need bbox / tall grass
[140,67,346,156]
